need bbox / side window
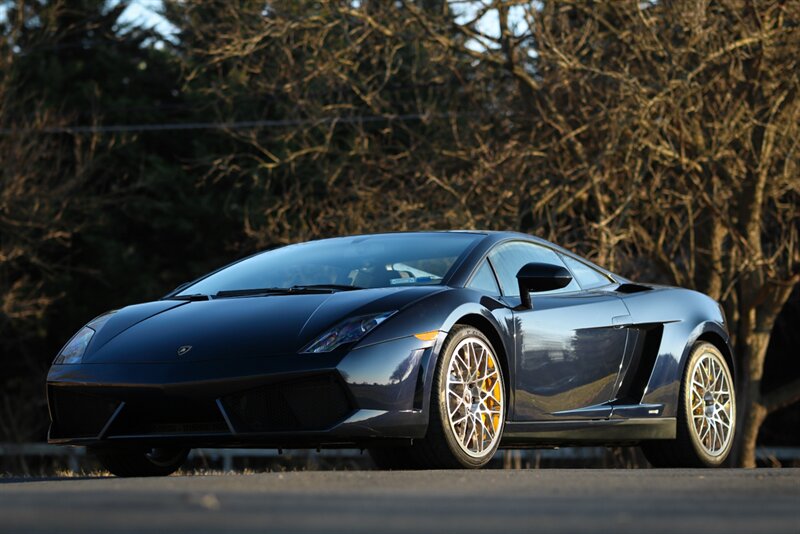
[561,255,613,289]
[489,241,581,296]
[467,260,500,295]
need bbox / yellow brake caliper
[481,354,500,434]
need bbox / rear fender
[641,320,732,417]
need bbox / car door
[488,241,630,421]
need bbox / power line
[0,112,475,135]
[1,79,461,119]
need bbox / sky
[117,1,527,50]
[0,1,175,37]
[0,1,525,52]
[118,0,175,36]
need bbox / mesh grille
[50,387,120,438]
[223,374,353,432]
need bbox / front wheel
[642,342,736,467]
[399,325,506,469]
[93,447,190,477]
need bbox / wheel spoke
[710,422,718,451]
[475,417,487,451]
[467,343,478,381]
[449,404,465,419]
[712,364,723,389]
[699,419,710,440]
[714,415,730,430]
[452,412,469,425]
[454,351,469,377]
[444,336,504,459]
[462,417,474,446]
[480,370,498,383]
[479,381,500,401]
[718,406,731,421]
[688,352,735,457]
[448,391,466,416]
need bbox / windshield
[177,233,482,296]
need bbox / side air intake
[615,325,663,403]
[616,283,653,294]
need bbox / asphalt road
[1,469,798,534]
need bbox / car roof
[165,230,623,299]
[307,230,608,266]
[426,231,625,287]
[314,230,622,283]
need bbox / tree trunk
[733,326,772,467]
[738,391,767,468]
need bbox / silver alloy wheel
[689,350,735,457]
[445,336,504,458]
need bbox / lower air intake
[49,387,120,438]
[107,396,228,436]
[222,374,354,432]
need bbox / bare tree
[348,0,800,466]
[0,1,115,442]
[169,0,799,466]
[523,0,799,466]
[166,0,553,245]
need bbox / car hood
[82,286,445,363]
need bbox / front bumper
[47,335,438,448]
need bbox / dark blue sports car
[47,231,736,475]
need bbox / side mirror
[516,262,573,309]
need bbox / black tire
[642,342,735,468]
[402,325,506,469]
[93,447,190,477]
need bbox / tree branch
[763,378,800,414]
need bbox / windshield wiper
[164,293,210,301]
[290,284,363,292]
[214,285,363,299]
[214,287,294,298]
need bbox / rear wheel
[93,447,189,477]
[642,342,735,467]
[370,325,506,469]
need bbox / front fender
[357,288,512,353]
[354,287,516,420]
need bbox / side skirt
[500,417,675,448]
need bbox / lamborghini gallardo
[47,231,736,475]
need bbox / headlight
[302,311,395,353]
[54,311,116,364]
[54,327,95,364]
